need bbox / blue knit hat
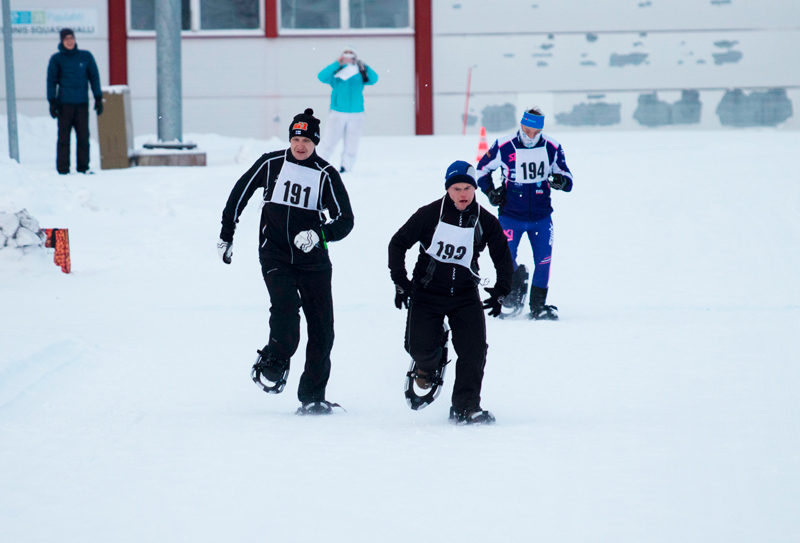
[444,160,477,189]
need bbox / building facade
[1,0,797,141]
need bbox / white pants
[317,111,365,172]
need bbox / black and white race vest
[513,144,551,185]
[424,197,480,277]
[267,151,323,210]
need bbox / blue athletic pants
[498,215,553,289]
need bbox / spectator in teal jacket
[47,28,103,174]
[316,49,378,173]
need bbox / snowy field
[1,115,799,542]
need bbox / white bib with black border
[268,151,322,211]
[425,197,479,277]
[513,145,551,185]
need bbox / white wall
[434,0,798,34]
[126,35,415,139]
[4,0,799,141]
[1,0,414,141]
[432,0,800,134]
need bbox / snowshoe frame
[250,350,290,394]
[404,326,450,411]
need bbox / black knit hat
[60,28,75,42]
[289,108,321,146]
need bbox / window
[281,0,339,30]
[130,0,191,31]
[128,0,262,34]
[349,0,409,29]
[201,0,260,30]
[280,0,412,32]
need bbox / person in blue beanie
[316,49,378,173]
[388,160,513,425]
[46,28,103,174]
[476,107,574,320]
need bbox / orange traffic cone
[476,126,489,162]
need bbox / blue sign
[12,11,32,25]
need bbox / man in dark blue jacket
[47,28,103,174]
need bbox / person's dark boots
[529,286,558,320]
[503,265,529,309]
[449,406,496,425]
[413,325,449,390]
[259,356,290,383]
[295,400,343,415]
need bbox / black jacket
[220,150,354,270]
[389,196,514,297]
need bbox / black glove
[357,60,369,82]
[549,174,569,191]
[94,99,104,116]
[486,186,506,207]
[49,100,59,119]
[482,287,505,318]
[394,279,414,310]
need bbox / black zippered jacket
[388,196,514,297]
[220,149,354,271]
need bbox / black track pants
[405,288,488,411]
[56,103,90,174]
[261,260,334,403]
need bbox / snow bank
[0,208,47,250]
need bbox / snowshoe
[530,304,558,321]
[528,286,558,321]
[500,265,529,320]
[449,406,496,425]
[295,400,344,416]
[250,349,290,394]
[404,325,450,410]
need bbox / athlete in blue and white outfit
[476,108,573,320]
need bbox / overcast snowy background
[1,114,799,542]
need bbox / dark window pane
[130,0,155,30]
[281,0,340,29]
[182,0,191,30]
[201,0,260,29]
[130,0,191,30]
[349,0,408,28]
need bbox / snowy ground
[1,116,799,542]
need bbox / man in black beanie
[218,109,354,415]
[46,28,103,174]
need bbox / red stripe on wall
[414,0,433,135]
[108,0,128,85]
[265,0,278,38]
